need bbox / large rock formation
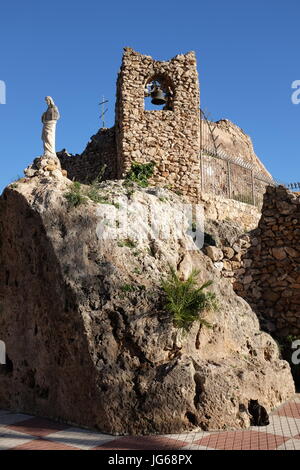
[0,173,295,435]
[202,119,272,180]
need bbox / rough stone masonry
[115,47,201,202]
[235,186,300,337]
[58,48,272,215]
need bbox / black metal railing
[287,182,300,191]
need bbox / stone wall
[200,192,261,231]
[234,186,300,337]
[57,48,272,211]
[115,47,201,202]
[58,127,117,184]
[203,231,251,287]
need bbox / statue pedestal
[24,155,67,179]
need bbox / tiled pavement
[1,395,300,450]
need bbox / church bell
[151,86,167,105]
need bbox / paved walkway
[0,395,300,450]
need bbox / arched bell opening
[144,75,175,111]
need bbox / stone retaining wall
[200,193,260,231]
[234,186,300,336]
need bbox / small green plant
[86,186,107,204]
[121,284,136,293]
[118,238,137,249]
[85,185,118,208]
[133,267,142,275]
[159,196,167,202]
[161,267,217,332]
[124,161,155,188]
[10,183,18,189]
[92,165,107,186]
[132,250,141,257]
[64,182,87,207]
[125,188,135,198]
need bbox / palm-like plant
[161,267,217,332]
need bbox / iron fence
[199,112,276,208]
[287,182,300,191]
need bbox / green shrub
[86,186,108,204]
[133,267,142,275]
[161,267,217,332]
[120,284,136,293]
[118,238,137,248]
[126,188,135,198]
[124,162,155,188]
[64,182,87,207]
[85,174,120,208]
[91,165,107,187]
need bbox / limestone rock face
[202,119,272,180]
[0,177,295,435]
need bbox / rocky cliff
[0,168,295,435]
[202,119,272,179]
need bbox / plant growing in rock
[65,176,119,207]
[86,187,108,204]
[64,182,87,208]
[92,164,107,186]
[117,238,137,248]
[86,170,112,204]
[120,284,136,293]
[161,267,217,332]
[124,161,155,188]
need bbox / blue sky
[0,0,299,192]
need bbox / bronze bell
[151,86,167,105]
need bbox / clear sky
[0,0,299,192]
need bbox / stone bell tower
[115,48,201,201]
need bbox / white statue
[41,96,60,156]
